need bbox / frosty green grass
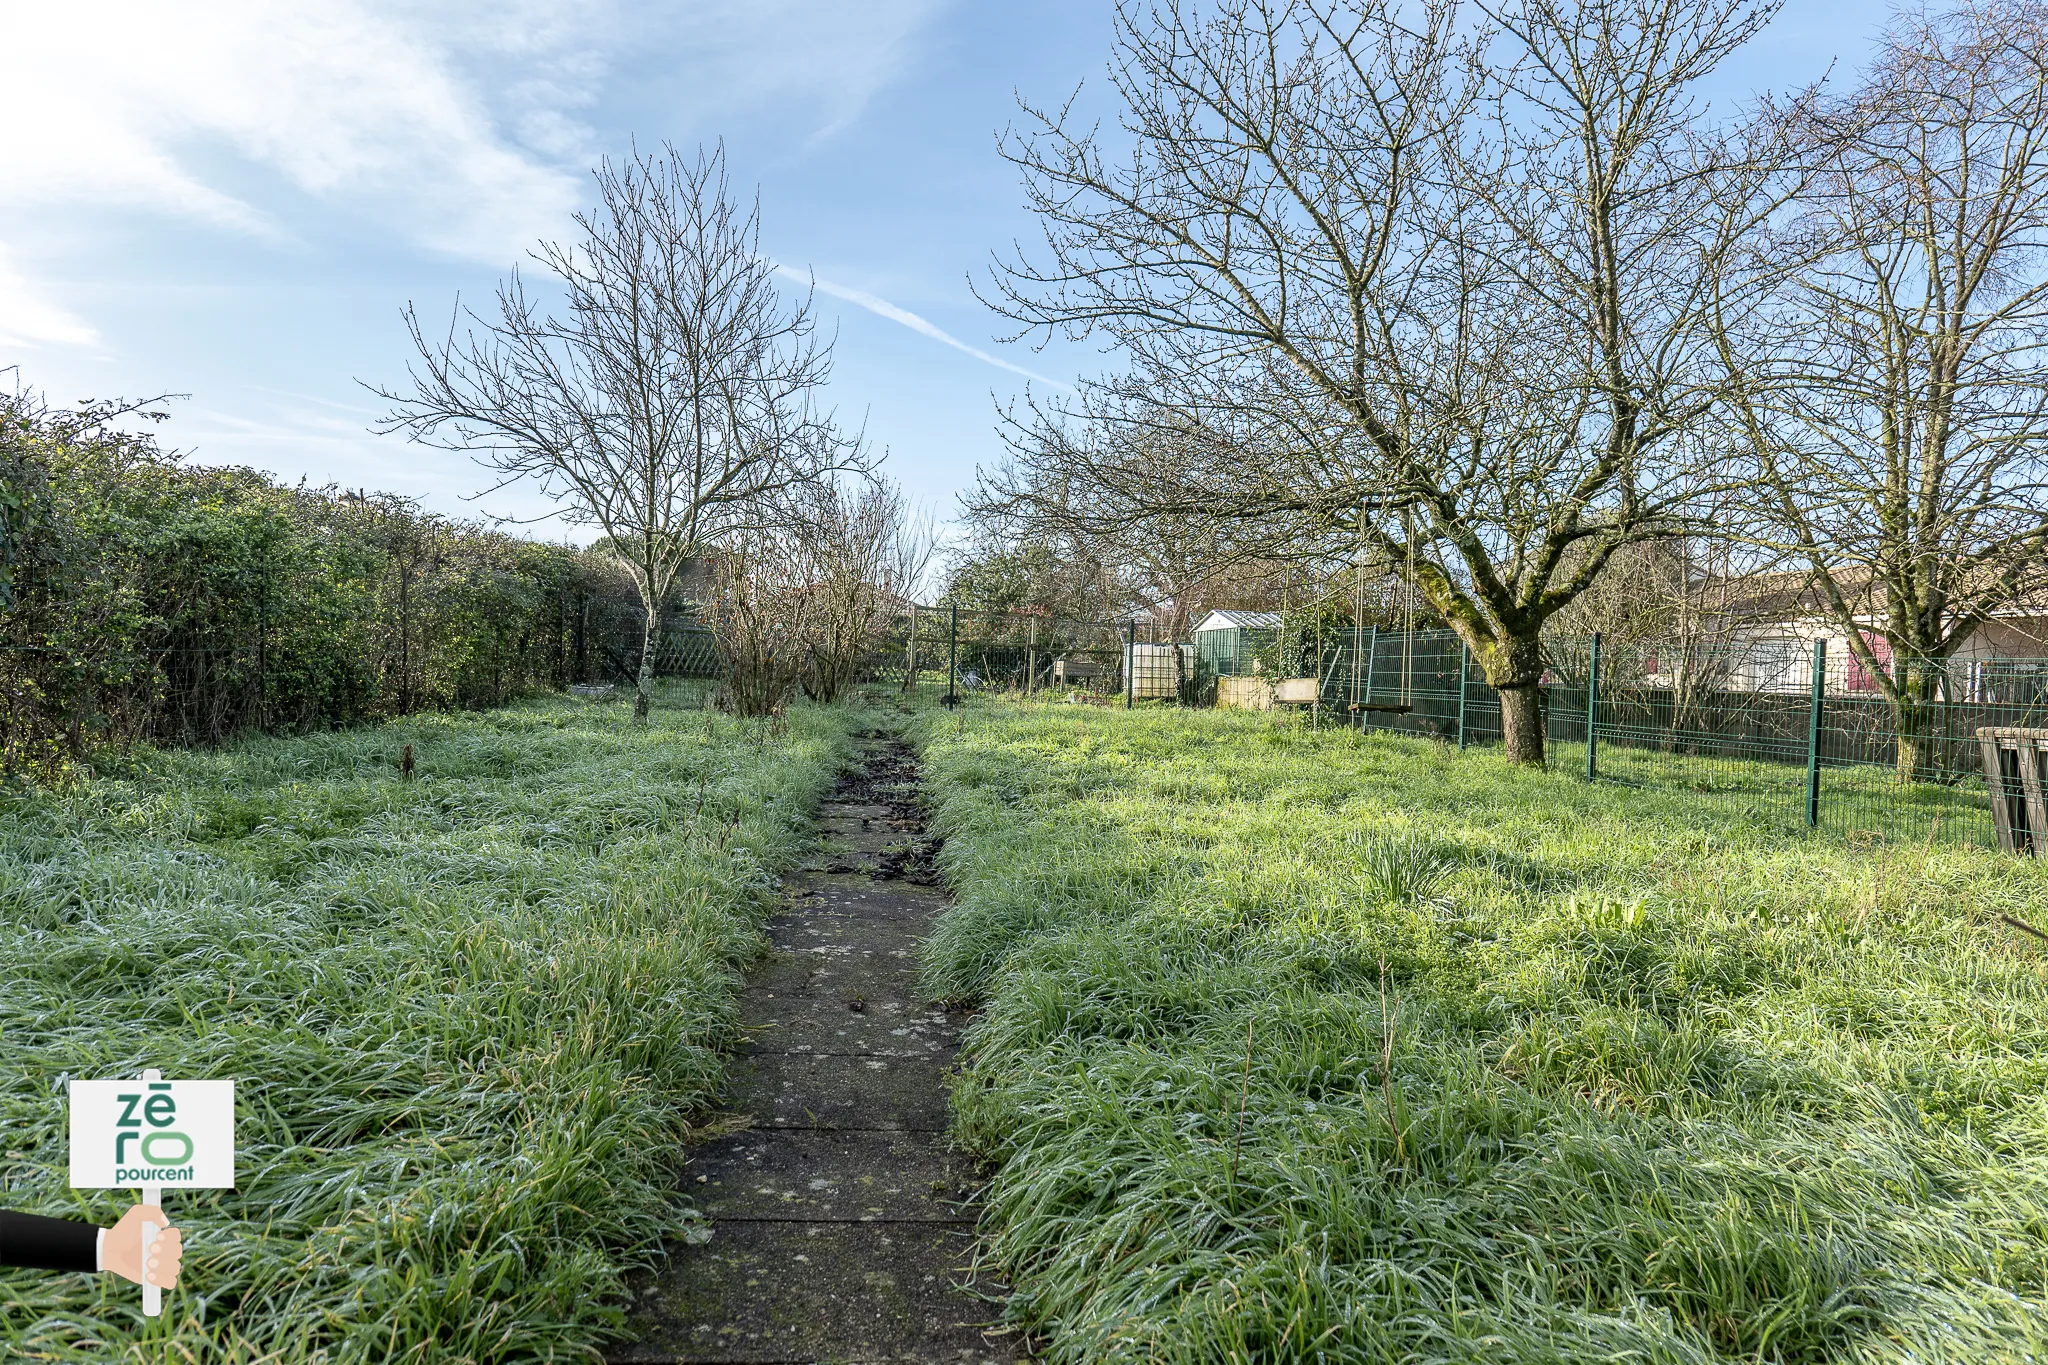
[0,686,856,1363]
[919,701,2048,1364]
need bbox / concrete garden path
[613,734,1023,1365]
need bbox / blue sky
[2,0,1890,540]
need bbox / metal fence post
[1585,632,1601,781]
[1806,638,1826,827]
[947,604,959,704]
[1126,619,1137,710]
[906,604,917,691]
[1027,615,1037,698]
[1456,641,1469,750]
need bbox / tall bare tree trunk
[636,598,659,723]
[1476,634,1547,765]
[1896,709,1925,783]
[1494,686,1543,765]
[1893,660,1942,783]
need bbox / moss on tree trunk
[1475,633,1547,766]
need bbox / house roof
[1192,609,1282,633]
[1711,565,2048,623]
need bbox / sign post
[70,1070,235,1316]
[140,1161,159,1318]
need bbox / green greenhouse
[1191,609,1281,677]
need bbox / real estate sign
[69,1078,236,1189]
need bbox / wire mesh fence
[864,605,1205,704]
[1247,625,2043,846]
[703,603,2046,846]
[553,595,2044,850]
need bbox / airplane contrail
[774,264,1074,392]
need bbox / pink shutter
[1846,632,1891,693]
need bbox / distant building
[1671,569,2048,699]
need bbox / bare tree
[940,528,1126,623]
[1546,530,1791,729]
[983,0,1790,762]
[374,142,864,722]
[1543,539,1690,644]
[799,476,939,703]
[708,525,823,717]
[1722,0,2048,778]
[971,474,1310,637]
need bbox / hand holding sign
[104,1204,182,1289]
[70,1071,232,1317]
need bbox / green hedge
[0,394,646,779]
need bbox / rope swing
[1347,513,1414,719]
[1401,506,1418,709]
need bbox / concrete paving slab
[617,1222,1020,1365]
[816,803,898,821]
[686,1130,977,1222]
[722,1051,956,1132]
[747,954,926,1007]
[765,918,928,949]
[785,879,950,917]
[767,907,925,945]
[737,995,962,1060]
[817,831,922,858]
[746,949,830,994]
[763,953,924,997]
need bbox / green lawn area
[1591,736,1996,848]
[916,701,2048,1364]
[1,687,857,1362]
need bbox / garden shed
[1191,609,1280,677]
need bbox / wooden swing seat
[1273,679,1415,713]
[1273,677,1321,704]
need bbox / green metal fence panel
[864,607,1210,705]
[575,597,721,682]
[633,597,2033,848]
[1301,625,2048,847]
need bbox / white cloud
[0,1,949,263]
[637,0,946,139]
[780,266,1073,391]
[170,396,577,528]
[0,246,100,350]
[0,0,595,263]
[0,0,951,356]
